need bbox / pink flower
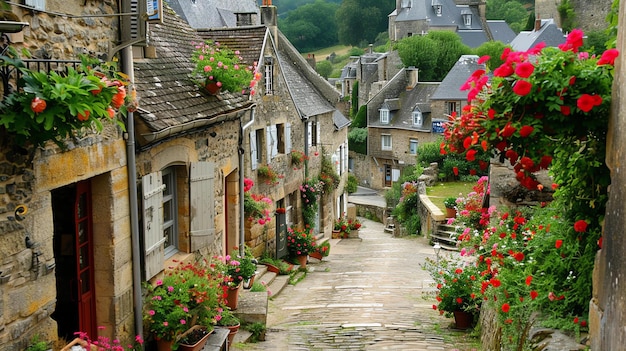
[149,310,155,316]
[180,319,186,325]
[478,55,490,64]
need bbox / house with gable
[365,68,440,189]
[388,0,516,48]
[510,18,566,51]
[167,0,260,28]
[171,2,350,257]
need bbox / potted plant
[347,218,362,238]
[65,327,143,351]
[290,150,308,169]
[243,178,273,226]
[216,308,240,346]
[177,325,212,351]
[333,217,350,238]
[309,240,330,261]
[422,256,482,329]
[257,164,280,185]
[286,225,316,269]
[213,253,250,310]
[190,40,259,94]
[443,197,457,218]
[143,260,224,349]
[236,246,258,289]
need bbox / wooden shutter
[142,171,165,280]
[307,122,312,148]
[270,125,278,158]
[285,123,292,154]
[266,126,272,162]
[250,130,257,170]
[189,162,216,252]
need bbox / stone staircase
[430,222,459,251]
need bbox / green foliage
[558,0,577,33]
[217,308,240,327]
[250,281,266,292]
[444,197,457,209]
[473,41,509,71]
[348,127,367,155]
[397,32,471,82]
[191,41,256,93]
[26,335,49,351]
[279,0,340,52]
[336,0,394,46]
[244,322,267,343]
[416,139,445,167]
[319,150,340,193]
[300,177,323,227]
[315,60,333,78]
[351,104,367,128]
[581,30,611,56]
[605,0,620,48]
[346,173,358,194]
[486,0,530,33]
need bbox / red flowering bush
[287,225,316,256]
[243,178,272,226]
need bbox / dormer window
[380,108,390,124]
[412,110,423,127]
[434,5,442,16]
[401,0,412,8]
[237,13,252,26]
[463,13,471,26]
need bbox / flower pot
[225,323,240,346]
[445,207,457,218]
[348,229,359,238]
[178,325,212,351]
[205,81,221,95]
[226,284,241,310]
[296,254,307,269]
[453,310,473,330]
[309,251,323,260]
[332,229,342,239]
[243,274,256,289]
[155,338,175,351]
[264,263,279,274]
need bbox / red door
[75,181,97,337]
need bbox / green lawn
[426,181,475,211]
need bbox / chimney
[261,1,278,46]
[534,18,541,31]
[407,67,418,89]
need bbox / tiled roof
[511,19,566,51]
[431,55,484,100]
[197,26,268,68]
[333,110,351,130]
[371,81,440,131]
[488,20,516,44]
[167,0,260,29]
[133,4,253,139]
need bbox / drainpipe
[118,0,143,340]
[239,106,256,258]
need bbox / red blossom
[530,290,538,300]
[501,303,510,313]
[555,239,563,249]
[581,320,587,327]
[494,64,514,77]
[501,124,517,138]
[597,48,619,66]
[513,252,525,262]
[525,275,533,286]
[577,94,597,112]
[515,62,535,78]
[453,166,459,176]
[456,297,463,304]
[519,125,534,137]
[466,149,477,161]
[478,55,490,64]
[513,80,532,96]
[560,105,571,116]
[573,317,579,324]
[574,220,588,233]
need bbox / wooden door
[384,164,392,187]
[75,181,97,337]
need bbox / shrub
[346,173,358,193]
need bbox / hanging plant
[0,50,132,148]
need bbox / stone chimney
[534,18,542,31]
[406,67,418,89]
[261,1,278,46]
[306,54,317,70]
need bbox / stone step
[267,274,290,299]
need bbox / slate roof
[511,19,566,51]
[132,4,253,141]
[196,26,268,68]
[370,83,439,131]
[166,0,260,29]
[431,55,484,100]
[488,20,516,44]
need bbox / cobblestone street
[233,218,479,351]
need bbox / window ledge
[165,251,194,268]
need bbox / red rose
[501,303,510,313]
[519,125,534,137]
[515,62,535,78]
[513,80,532,96]
[597,48,619,66]
[555,239,563,249]
[577,94,596,112]
[574,220,588,233]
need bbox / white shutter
[307,122,312,148]
[270,125,278,158]
[266,126,272,162]
[316,121,321,145]
[332,151,339,175]
[285,123,292,154]
[392,168,401,182]
[250,131,257,170]
[142,171,165,280]
[343,141,349,173]
[25,0,45,10]
[190,162,216,251]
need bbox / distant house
[388,0,515,48]
[167,0,260,28]
[430,54,485,121]
[511,19,566,51]
[365,68,440,189]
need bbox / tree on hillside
[279,0,340,51]
[397,32,471,82]
[486,0,529,33]
[336,0,395,46]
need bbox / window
[162,167,178,257]
[380,108,389,124]
[447,101,458,115]
[308,119,320,147]
[250,129,263,170]
[435,5,442,16]
[264,56,274,95]
[410,139,418,155]
[25,0,45,10]
[413,110,423,126]
[381,134,392,150]
[463,14,472,26]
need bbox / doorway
[51,180,97,340]
[384,164,392,187]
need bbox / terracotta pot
[243,274,256,289]
[296,254,307,268]
[155,337,175,351]
[332,229,342,239]
[265,263,279,273]
[225,323,240,346]
[309,251,323,260]
[178,325,212,351]
[445,207,457,219]
[453,310,473,330]
[226,284,241,310]
[205,81,221,95]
